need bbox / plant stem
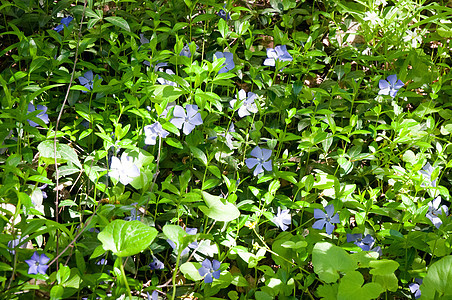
[119,257,133,300]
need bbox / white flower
[426,196,448,229]
[403,29,422,48]
[363,11,381,26]
[144,122,169,145]
[109,152,140,185]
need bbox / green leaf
[199,191,240,222]
[180,262,203,281]
[337,271,383,300]
[369,260,399,276]
[312,242,356,283]
[420,255,452,299]
[98,220,157,257]
[37,140,81,169]
[189,146,207,166]
[104,17,130,32]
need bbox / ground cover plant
[1,0,452,299]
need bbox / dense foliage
[1,0,452,299]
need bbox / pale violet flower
[272,207,291,231]
[157,69,177,86]
[312,204,340,235]
[109,152,140,185]
[409,278,422,299]
[147,291,158,300]
[198,259,221,283]
[149,256,164,270]
[346,233,382,255]
[159,101,176,118]
[167,227,198,256]
[25,252,50,275]
[144,122,169,145]
[378,74,404,98]
[140,33,149,44]
[214,52,235,73]
[78,70,102,93]
[8,235,28,255]
[230,89,258,118]
[426,196,448,229]
[124,203,141,221]
[419,162,437,187]
[171,104,203,135]
[180,44,198,57]
[245,146,272,176]
[27,103,49,127]
[263,45,293,67]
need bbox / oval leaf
[199,191,240,222]
[105,16,130,32]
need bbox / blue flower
[78,70,103,93]
[378,74,404,98]
[124,204,141,221]
[54,16,73,32]
[167,227,198,256]
[198,259,221,283]
[272,207,291,231]
[230,89,258,118]
[312,204,340,235]
[426,196,448,229]
[409,278,423,299]
[144,122,169,145]
[180,43,199,57]
[217,6,230,20]
[95,258,108,266]
[147,290,158,300]
[419,162,437,187]
[149,255,164,270]
[214,52,235,73]
[8,235,28,255]
[108,153,140,185]
[27,103,49,127]
[263,45,293,67]
[140,33,150,44]
[245,146,272,176]
[156,69,177,86]
[25,252,50,275]
[171,104,203,135]
[347,233,382,255]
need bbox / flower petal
[312,219,326,230]
[249,146,262,159]
[313,208,326,220]
[245,158,259,169]
[324,204,335,218]
[325,222,335,235]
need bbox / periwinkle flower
[159,101,176,118]
[149,255,164,270]
[108,152,140,185]
[272,207,291,231]
[167,227,198,256]
[53,16,73,32]
[220,123,235,150]
[230,89,258,118]
[25,252,50,275]
[426,196,448,229]
[147,290,158,300]
[245,146,272,176]
[124,204,141,221]
[214,52,235,74]
[171,104,203,135]
[144,122,169,145]
[312,204,340,235]
[8,235,28,255]
[263,45,293,67]
[217,6,231,20]
[409,278,422,299]
[419,162,437,187]
[180,44,199,57]
[78,70,103,93]
[140,33,150,44]
[347,233,382,255]
[27,103,49,127]
[156,69,177,87]
[378,74,404,98]
[95,258,108,265]
[198,259,221,283]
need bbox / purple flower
[198,259,221,283]
[95,258,108,266]
[180,44,199,57]
[217,6,231,20]
[171,104,203,135]
[108,153,140,185]
[27,103,49,127]
[156,69,177,86]
[25,252,50,275]
[8,235,28,255]
[159,101,176,118]
[140,33,150,44]
[53,16,73,32]
[149,256,164,270]
[144,122,169,145]
[409,278,422,299]
[426,196,448,229]
[167,227,198,256]
[312,204,340,235]
[263,45,293,67]
[147,291,158,300]
[245,146,272,176]
[419,162,437,187]
[378,74,404,98]
[272,207,291,231]
[230,89,258,118]
[347,233,382,255]
[214,52,235,73]
[124,204,141,221]
[78,70,103,93]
